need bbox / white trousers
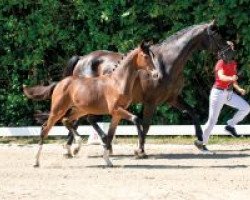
[203,88,250,144]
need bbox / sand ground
[0,143,249,200]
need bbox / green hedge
[0,0,249,126]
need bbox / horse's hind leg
[87,115,114,167]
[86,115,108,143]
[171,98,203,142]
[134,104,156,158]
[105,116,121,155]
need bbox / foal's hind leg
[34,113,65,167]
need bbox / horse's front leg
[171,97,203,142]
[134,104,155,158]
[64,120,79,158]
[62,118,83,157]
[86,115,113,167]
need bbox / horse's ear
[208,19,218,32]
[208,19,216,29]
[140,40,153,55]
[210,19,216,26]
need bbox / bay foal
[35,41,155,167]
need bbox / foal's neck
[111,50,139,95]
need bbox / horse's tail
[23,82,57,100]
[33,110,50,124]
[62,55,80,77]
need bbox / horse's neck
[154,27,204,79]
[111,59,138,95]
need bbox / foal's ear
[140,40,153,55]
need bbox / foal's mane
[113,47,140,71]
[157,22,209,46]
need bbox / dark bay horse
[34,42,155,167]
[24,21,233,157]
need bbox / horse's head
[134,40,155,70]
[202,20,236,61]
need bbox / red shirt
[213,59,237,89]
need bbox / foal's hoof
[134,149,148,159]
[103,149,113,167]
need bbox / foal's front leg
[111,107,144,156]
[105,116,121,155]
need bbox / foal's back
[52,75,111,115]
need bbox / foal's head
[133,41,155,71]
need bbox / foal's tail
[23,55,80,101]
[23,83,57,100]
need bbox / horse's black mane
[158,22,208,46]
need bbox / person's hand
[231,75,238,81]
[238,88,246,96]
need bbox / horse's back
[73,50,123,77]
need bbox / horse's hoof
[134,149,148,159]
[63,153,74,159]
[109,149,113,156]
[33,163,40,168]
[108,146,113,155]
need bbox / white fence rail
[0,124,249,137]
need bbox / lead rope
[227,83,233,101]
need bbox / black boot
[225,125,241,138]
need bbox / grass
[0,135,249,145]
